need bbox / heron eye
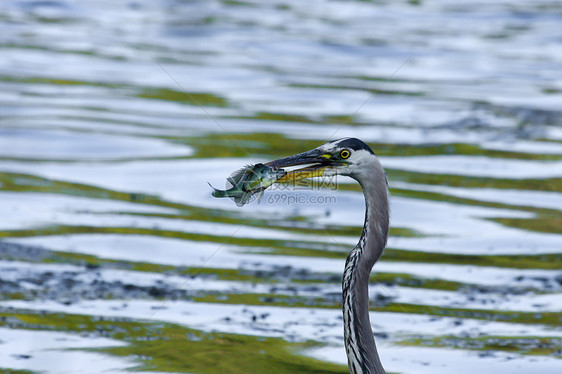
[340,149,351,159]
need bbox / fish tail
[234,191,254,207]
[208,182,227,198]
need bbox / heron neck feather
[343,159,389,374]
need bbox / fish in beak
[265,148,341,184]
[210,145,349,206]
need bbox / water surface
[0,0,561,373]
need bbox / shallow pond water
[0,0,561,373]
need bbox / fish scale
[210,163,287,207]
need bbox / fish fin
[235,189,260,207]
[234,191,251,207]
[256,190,265,204]
[229,164,254,186]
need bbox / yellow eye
[340,149,351,159]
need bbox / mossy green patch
[387,169,562,193]
[288,83,426,98]
[0,310,347,374]
[492,213,562,234]
[105,332,347,373]
[169,292,562,327]
[381,249,562,270]
[222,0,255,6]
[0,369,36,374]
[252,112,314,123]
[175,132,562,161]
[0,75,229,108]
[373,273,463,291]
[338,182,561,235]
[172,132,322,159]
[391,186,561,235]
[2,223,559,271]
[0,225,342,258]
[2,293,26,300]
[378,303,562,326]
[259,244,562,270]
[46,251,273,284]
[399,335,562,357]
[37,250,466,293]
[137,88,228,107]
[393,189,561,235]
[0,75,120,87]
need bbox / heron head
[266,137,378,183]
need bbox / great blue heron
[267,137,388,374]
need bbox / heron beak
[265,148,337,183]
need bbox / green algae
[399,335,562,357]
[186,293,562,327]
[0,75,122,88]
[105,333,346,374]
[0,75,229,109]
[193,293,330,308]
[2,293,26,301]
[380,249,562,270]
[389,187,561,235]
[2,220,560,271]
[47,251,274,284]
[493,213,562,234]
[176,132,562,162]
[41,250,466,292]
[288,83,426,98]
[373,273,463,291]
[379,303,562,326]
[0,225,340,258]
[0,369,35,374]
[1,246,466,293]
[335,182,561,236]
[13,247,545,294]
[261,244,562,270]
[175,290,562,328]
[1,159,559,244]
[0,310,347,374]
[137,88,229,107]
[173,132,322,159]
[387,169,562,193]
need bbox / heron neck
[357,166,389,269]
[342,166,389,374]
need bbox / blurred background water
[0,0,561,373]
